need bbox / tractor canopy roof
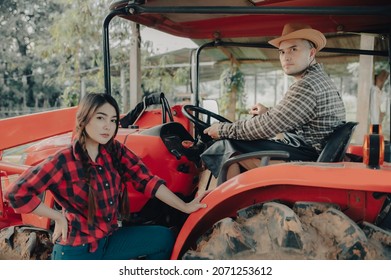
[105,0,390,79]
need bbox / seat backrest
[317,122,358,162]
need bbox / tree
[40,0,105,106]
[43,0,150,107]
[0,0,188,116]
[0,0,63,115]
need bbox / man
[370,69,389,125]
[201,23,346,178]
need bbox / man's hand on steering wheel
[203,123,220,140]
[181,105,231,143]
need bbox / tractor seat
[317,122,358,162]
[215,122,358,186]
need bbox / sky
[141,27,198,54]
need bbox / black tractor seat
[316,121,358,162]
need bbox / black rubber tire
[183,201,391,260]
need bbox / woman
[5,93,207,260]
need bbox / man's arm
[216,83,317,141]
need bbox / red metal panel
[0,170,24,229]
[21,192,55,230]
[0,107,77,151]
[0,171,5,220]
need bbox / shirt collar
[72,140,109,162]
[307,62,321,72]
[299,62,321,79]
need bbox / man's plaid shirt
[218,63,346,152]
[6,140,165,251]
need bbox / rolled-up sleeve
[5,155,64,213]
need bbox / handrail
[217,150,290,185]
[0,161,30,176]
[103,8,127,95]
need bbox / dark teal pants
[51,225,175,260]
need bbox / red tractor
[1,0,391,259]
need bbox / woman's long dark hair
[74,93,129,225]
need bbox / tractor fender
[171,161,391,259]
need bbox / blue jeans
[51,225,175,260]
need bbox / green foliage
[42,0,106,99]
[141,54,189,98]
[221,66,245,93]
[0,0,191,117]
[219,66,246,120]
[0,0,130,115]
[61,87,80,107]
[0,0,63,114]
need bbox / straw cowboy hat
[269,23,327,52]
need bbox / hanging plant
[219,66,246,121]
[221,67,245,93]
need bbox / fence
[0,106,64,119]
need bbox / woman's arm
[5,151,66,213]
[32,203,68,243]
[116,141,208,213]
[155,185,207,214]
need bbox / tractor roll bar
[192,40,389,107]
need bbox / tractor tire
[0,226,53,260]
[182,201,391,260]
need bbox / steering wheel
[182,105,232,143]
